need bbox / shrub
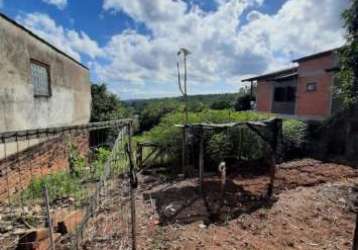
[139,110,271,167]
[68,143,86,177]
[282,119,308,159]
[234,94,254,111]
[91,147,111,179]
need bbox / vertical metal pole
[239,127,243,161]
[250,81,253,99]
[3,140,14,225]
[43,185,55,250]
[16,135,24,213]
[199,130,204,194]
[184,54,189,124]
[127,122,136,250]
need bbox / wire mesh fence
[0,119,136,250]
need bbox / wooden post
[267,119,282,197]
[353,213,358,250]
[182,126,187,177]
[218,162,226,210]
[267,152,276,197]
[43,185,55,250]
[136,143,143,169]
[351,186,358,250]
[199,132,204,194]
[218,162,226,196]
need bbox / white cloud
[16,13,103,61]
[97,0,348,99]
[42,0,67,10]
[13,0,349,99]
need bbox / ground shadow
[143,172,277,226]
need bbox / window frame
[30,59,52,97]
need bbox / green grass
[21,171,84,204]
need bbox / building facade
[0,13,92,199]
[243,49,339,121]
[0,13,91,133]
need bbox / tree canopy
[337,0,358,108]
[90,83,128,122]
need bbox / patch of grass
[22,171,84,204]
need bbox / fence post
[43,185,55,250]
[199,129,204,194]
[127,122,137,250]
[267,119,282,197]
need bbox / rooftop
[242,66,298,82]
[0,12,88,70]
[243,47,339,82]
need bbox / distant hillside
[124,93,238,112]
[124,93,239,132]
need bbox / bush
[282,119,308,159]
[234,94,254,111]
[68,143,86,177]
[210,100,232,110]
[91,147,111,179]
[139,110,271,167]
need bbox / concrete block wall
[0,131,89,201]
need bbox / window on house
[306,82,317,92]
[31,60,51,97]
[274,86,296,102]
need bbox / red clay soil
[135,159,358,249]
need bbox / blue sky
[0,0,349,99]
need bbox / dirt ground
[133,158,358,250]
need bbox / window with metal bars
[30,60,51,97]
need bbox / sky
[0,0,350,100]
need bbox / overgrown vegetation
[22,171,84,203]
[22,145,111,204]
[282,119,308,158]
[135,108,308,167]
[336,0,358,109]
[90,147,112,179]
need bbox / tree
[234,86,255,111]
[337,0,358,108]
[90,83,126,122]
[210,100,231,110]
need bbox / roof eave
[0,12,89,71]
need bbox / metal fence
[0,119,136,249]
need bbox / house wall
[295,53,335,119]
[0,16,91,133]
[256,80,272,113]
